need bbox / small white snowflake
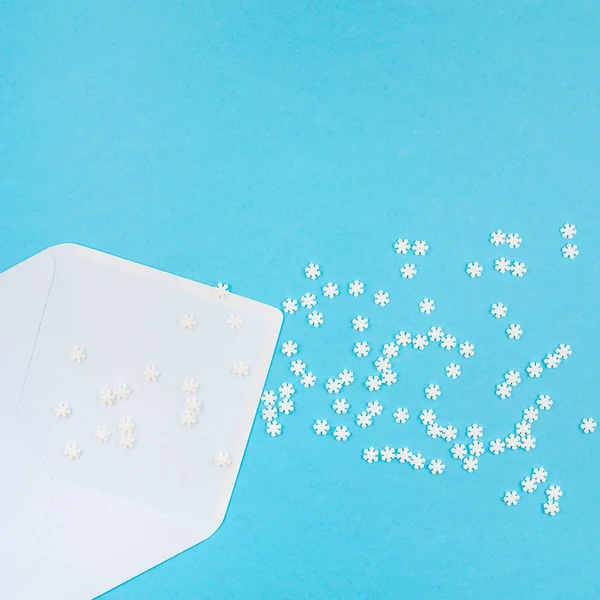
[118,416,135,434]
[348,280,365,296]
[532,467,548,484]
[374,290,390,307]
[180,314,197,330]
[506,324,523,340]
[325,378,343,394]
[445,363,461,380]
[503,491,520,506]
[300,372,317,388]
[278,382,295,398]
[363,447,379,463]
[332,398,350,414]
[352,315,369,332]
[94,426,110,443]
[400,263,417,279]
[546,485,563,501]
[466,262,483,278]
[64,443,82,460]
[580,417,597,434]
[214,451,232,468]
[556,343,572,360]
[305,263,321,280]
[290,359,306,376]
[396,447,412,463]
[527,361,543,378]
[463,456,479,473]
[380,446,396,462]
[308,311,324,328]
[491,303,508,318]
[333,426,350,441]
[313,419,330,435]
[354,341,371,357]
[375,357,390,374]
[562,243,579,260]
[489,439,506,455]
[469,441,485,457]
[420,409,436,425]
[413,334,429,351]
[425,384,441,401]
[440,334,457,351]
[428,326,444,342]
[395,331,412,346]
[227,313,244,330]
[261,390,277,406]
[99,388,116,407]
[382,342,399,359]
[506,233,522,249]
[300,293,317,309]
[180,409,197,426]
[419,298,435,315]
[511,261,527,277]
[412,240,429,256]
[383,371,398,389]
[322,282,339,299]
[278,398,294,415]
[394,238,410,254]
[282,298,299,315]
[467,424,483,439]
[543,500,560,517]
[544,353,561,369]
[393,407,409,424]
[69,346,86,363]
[536,394,553,410]
[428,459,445,475]
[356,412,373,428]
[490,230,506,246]
[365,375,382,391]
[185,396,202,412]
[495,257,512,274]
[182,379,199,394]
[266,420,282,437]
[367,400,383,416]
[496,382,513,400]
[451,444,467,460]
[262,406,278,421]
[281,340,298,357]
[505,370,521,387]
[560,223,577,239]
[427,423,443,439]
[215,283,230,300]
[54,402,71,418]
[521,435,537,451]
[459,341,475,359]
[505,434,521,450]
[515,421,531,437]
[231,362,249,378]
[523,406,539,423]
[442,425,458,442]
[114,384,132,401]
[338,369,354,386]
[143,364,160,382]
[411,453,426,470]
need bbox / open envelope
[0,244,282,600]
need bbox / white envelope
[0,244,282,600]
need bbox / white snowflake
[527,362,543,378]
[180,314,197,330]
[68,346,86,363]
[354,341,371,358]
[367,400,383,416]
[511,261,527,277]
[322,282,339,299]
[118,416,135,434]
[560,223,577,239]
[395,331,412,346]
[396,447,412,463]
[544,500,560,517]
[394,238,410,254]
[281,340,298,357]
[300,372,317,388]
[505,434,521,450]
[459,341,475,359]
[94,426,110,443]
[382,342,399,358]
[64,443,82,460]
[425,384,441,401]
[419,298,435,315]
[503,491,520,507]
[363,447,379,463]
[489,439,506,455]
[313,419,330,435]
[380,446,396,462]
[555,343,572,360]
[505,370,521,387]
[227,313,244,330]
[546,485,563,501]
[523,406,539,423]
[305,263,321,280]
[580,417,597,434]
[99,388,116,406]
[393,407,409,424]
[413,334,429,350]
[536,394,553,410]
[495,257,512,274]
[215,283,230,300]
[467,424,483,439]
[365,375,382,391]
[231,362,249,377]
[420,409,436,425]
[214,452,232,468]
[356,412,373,428]
[532,467,548,484]
[374,356,390,373]
[54,403,71,418]
[412,240,429,256]
[333,426,350,441]
[519,478,536,494]
[180,409,198,426]
[290,359,306,376]
[491,303,508,318]
[400,263,417,279]
[308,311,324,328]
[469,441,485,457]
[261,390,277,406]
[352,315,369,332]
[185,396,202,412]
[428,326,444,342]
[506,233,522,249]
[374,290,390,307]
[451,444,467,460]
[278,382,295,398]
[463,456,479,473]
[506,324,523,340]
[411,453,426,470]
[325,378,343,394]
[496,382,513,400]
[562,243,579,260]
[427,423,443,439]
[544,353,561,369]
[338,369,354,386]
[266,420,282,437]
[521,435,537,451]
[515,421,531,437]
[466,262,483,278]
[114,384,132,401]
[442,425,458,442]
[428,459,445,475]
[490,230,506,246]
[332,398,350,414]
[440,334,457,351]
[348,280,365,296]
[445,363,461,380]
[282,298,299,315]
[182,379,199,394]
[262,406,278,421]
[143,364,160,382]
[278,398,295,415]
[300,293,317,309]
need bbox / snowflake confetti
[300,372,317,388]
[282,298,299,315]
[363,447,379,463]
[466,262,483,278]
[445,363,461,380]
[308,311,324,328]
[182,379,199,394]
[393,407,409,424]
[313,419,330,435]
[278,382,295,398]
[506,324,523,340]
[425,384,441,401]
[556,343,572,360]
[278,398,295,415]
[354,342,371,358]
[374,290,390,307]
[523,406,539,423]
[511,261,527,277]
[262,406,277,421]
[491,303,508,318]
[367,400,383,416]
[467,424,483,439]
[544,353,561,369]
[300,293,317,309]
[54,403,71,418]
[261,391,277,406]
[527,362,543,378]
[322,282,339,299]
[348,280,365,296]
[213,452,232,468]
[338,369,354,386]
[503,491,520,507]
[281,340,298,357]
[333,426,350,441]
[419,298,435,315]
[543,500,560,517]
[532,467,548,484]
[420,409,436,425]
[560,223,577,239]
[428,326,444,342]
[266,420,282,437]
[352,316,369,332]
[413,334,429,350]
[325,378,343,394]
[463,456,479,473]
[412,240,429,256]
[505,434,521,450]
[365,375,382,391]
[396,447,412,463]
[428,459,445,475]
[64,443,82,460]
[394,238,411,254]
[231,362,249,378]
[114,384,132,401]
[469,441,485,457]
[94,426,110,443]
[440,334,457,351]
[580,417,597,434]
[400,263,417,279]
[411,453,426,470]
[99,388,116,407]
[356,412,373,428]
[536,394,553,410]
[395,331,412,346]
[506,233,522,249]
[451,444,467,460]
[562,243,579,260]
[305,263,321,280]
[504,370,521,387]
[180,314,197,330]
[185,396,202,412]
[143,365,160,382]
[118,416,135,435]
[380,446,396,462]
[290,359,306,376]
[490,230,506,246]
[521,476,538,494]
[332,398,350,414]
[494,257,512,274]
[215,283,230,300]
[180,409,198,426]
[489,439,506,455]
[227,313,244,330]
[496,382,512,400]
[69,346,86,363]
[382,342,399,358]
[521,435,536,451]
[459,341,475,358]
[546,485,563,501]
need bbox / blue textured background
[2,2,600,598]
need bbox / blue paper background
[2,2,600,598]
